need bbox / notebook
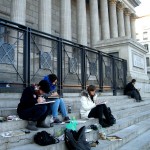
[35,101,55,105]
[106,135,122,141]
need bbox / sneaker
[53,118,62,124]
[26,121,38,131]
[64,116,70,123]
[101,122,110,128]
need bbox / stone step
[6,107,150,150]
[0,118,99,150]
[0,112,80,133]
[104,109,150,135]
[118,129,150,150]
[91,118,150,150]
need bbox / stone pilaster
[100,0,110,40]
[60,0,72,40]
[77,0,87,45]
[130,13,137,40]
[89,0,100,47]
[124,8,131,38]
[109,0,118,38]
[39,0,51,34]
[10,0,26,25]
[117,2,125,37]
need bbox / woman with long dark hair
[80,85,112,127]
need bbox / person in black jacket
[17,80,51,131]
[124,79,143,102]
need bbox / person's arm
[80,96,96,111]
[20,87,37,105]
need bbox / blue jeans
[18,104,50,123]
[50,98,68,118]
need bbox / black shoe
[64,116,70,123]
[53,118,62,124]
[26,121,38,131]
[140,100,144,102]
[101,123,110,128]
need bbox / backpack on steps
[107,107,116,125]
[65,126,91,150]
[34,131,59,146]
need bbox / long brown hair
[87,85,96,96]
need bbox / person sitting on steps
[80,85,112,128]
[17,80,51,131]
[43,74,70,123]
[124,79,143,102]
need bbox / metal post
[123,60,127,88]
[98,51,103,92]
[112,57,117,96]
[81,46,86,90]
[57,38,63,97]
[23,27,29,87]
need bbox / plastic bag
[65,118,77,131]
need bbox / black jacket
[17,86,38,113]
[124,82,136,95]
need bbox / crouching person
[17,80,51,131]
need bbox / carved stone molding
[117,2,124,11]
[109,0,117,5]
[124,8,131,16]
[130,13,137,20]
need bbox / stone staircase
[0,93,150,150]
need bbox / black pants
[18,104,51,123]
[88,104,110,125]
[127,89,142,101]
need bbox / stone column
[130,14,136,40]
[60,0,72,40]
[124,8,131,38]
[117,2,125,37]
[10,0,26,25]
[109,0,118,38]
[39,0,51,34]
[100,0,110,40]
[77,0,87,45]
[89,0,100,47]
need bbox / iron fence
[0,18,127,95]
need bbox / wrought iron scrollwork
[69,57,78,74]
[39,51,51,69]
[89,62,97,75]
[0,42,15,64]
[105,66,111,78]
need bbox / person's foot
[64,116,70,123]
[37,121,49,128]
[101,122,110,128]
[26,121,38,131]
[53,118,62,124]
[140,100,144,102]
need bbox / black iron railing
[0,18,127,95]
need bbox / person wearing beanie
[43,74,70,124]
[17,80,51,131]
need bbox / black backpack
[107,107,116,125]
[34,131,59,146]
[65,126,91,150]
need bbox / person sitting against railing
[80,85,113,128]
[43,74,70,123]
[17,80,51,131]
[124,79,143,102]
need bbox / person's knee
[37,105,48,114]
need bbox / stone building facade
[0,0,139,47]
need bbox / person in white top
[80,85,110,127]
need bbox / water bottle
[68,105,71,113]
